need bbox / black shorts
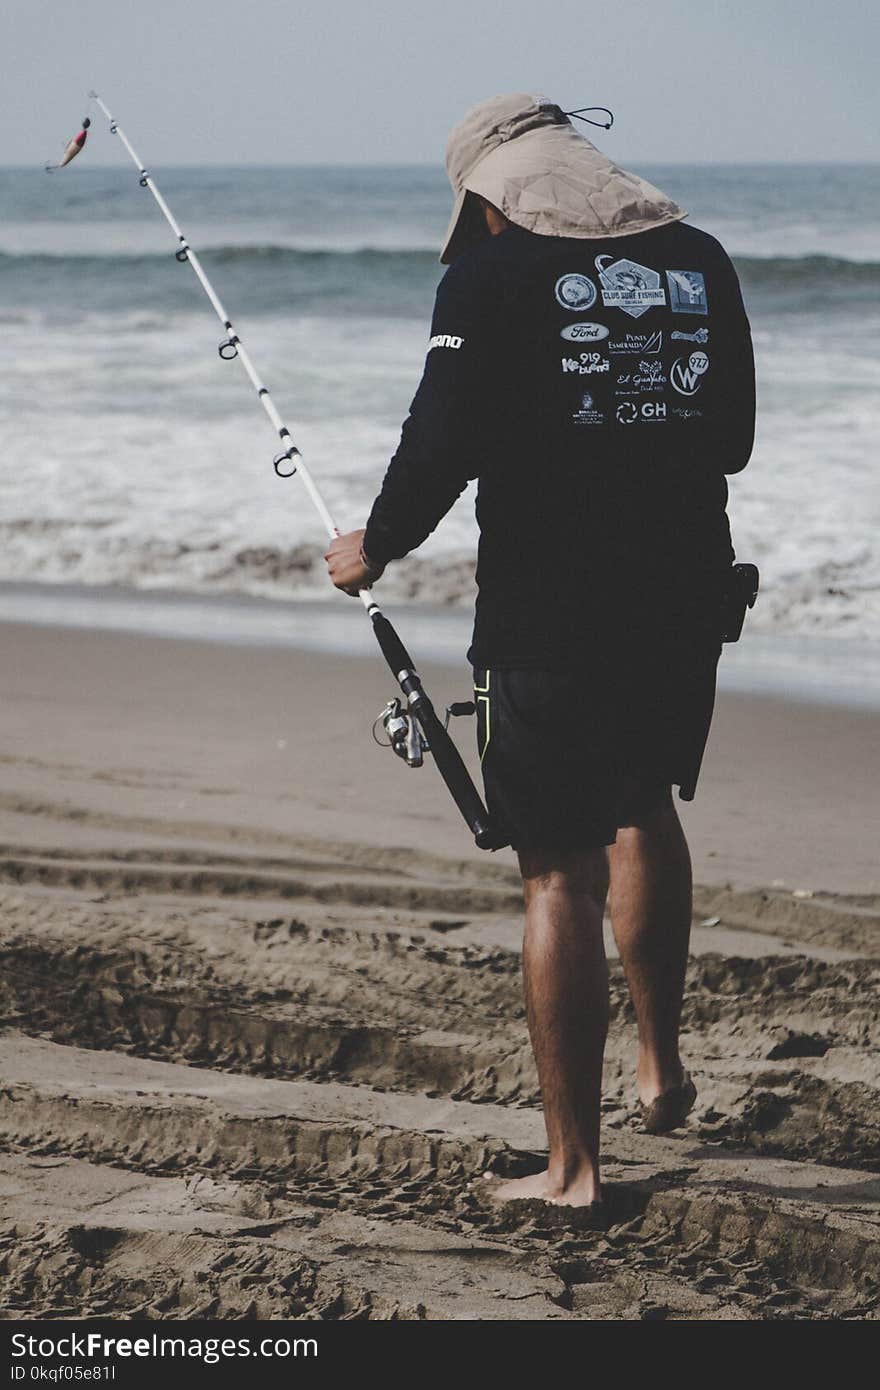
[474,631,722,851]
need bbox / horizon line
[3,158,880,171]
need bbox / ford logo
[560,322,610,343]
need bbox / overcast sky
[4,0,877,167]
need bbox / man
[325,94,755,1212]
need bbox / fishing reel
[372,698,475,769]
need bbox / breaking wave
[0,245,437,270]
[4,248,878,323]
[2,246,879,277]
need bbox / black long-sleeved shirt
[364,220,755,668]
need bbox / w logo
[671,351,710,397]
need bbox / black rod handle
[411,691,502,849]
[369,611,505,851]
[369,610,416,678]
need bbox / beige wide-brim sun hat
[440,93,685,264]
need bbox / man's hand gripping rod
[88,93,501,851]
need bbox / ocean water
[2,162,879,637]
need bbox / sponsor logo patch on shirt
[666,270,708,314]
[428,333,464,350]
[571,390,604,425]
[671,351,710,395]
[608,329,662,354]
[561,352,611,375]
[555,273,598,310]
[595,256,666,319]
[615,360,668,394]
[560,321,609,343]
[616,400,668,424]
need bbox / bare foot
[637,1056,687,1107]
[480,1168,602,1209]
[639,1072,698,1135]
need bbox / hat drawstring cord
[564,106,614,130]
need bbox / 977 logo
[671,351,710,396]
[562,352,610,375]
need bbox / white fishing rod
[89,92,341,545]
[85,92,501,851]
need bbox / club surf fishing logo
[666,270,708,315]
[671,350,710,396]
[555,273,598,310]
[595,256,666,318]
[560,322,609,343]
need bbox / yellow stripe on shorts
[474,669,491,764]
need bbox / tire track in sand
[1,824,878,1319]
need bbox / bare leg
[490,845,609,1207]
[608,790,692,1105]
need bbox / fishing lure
[45,116,91,171]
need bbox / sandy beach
[1,612,878,1320]
[3,0,878,1332]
